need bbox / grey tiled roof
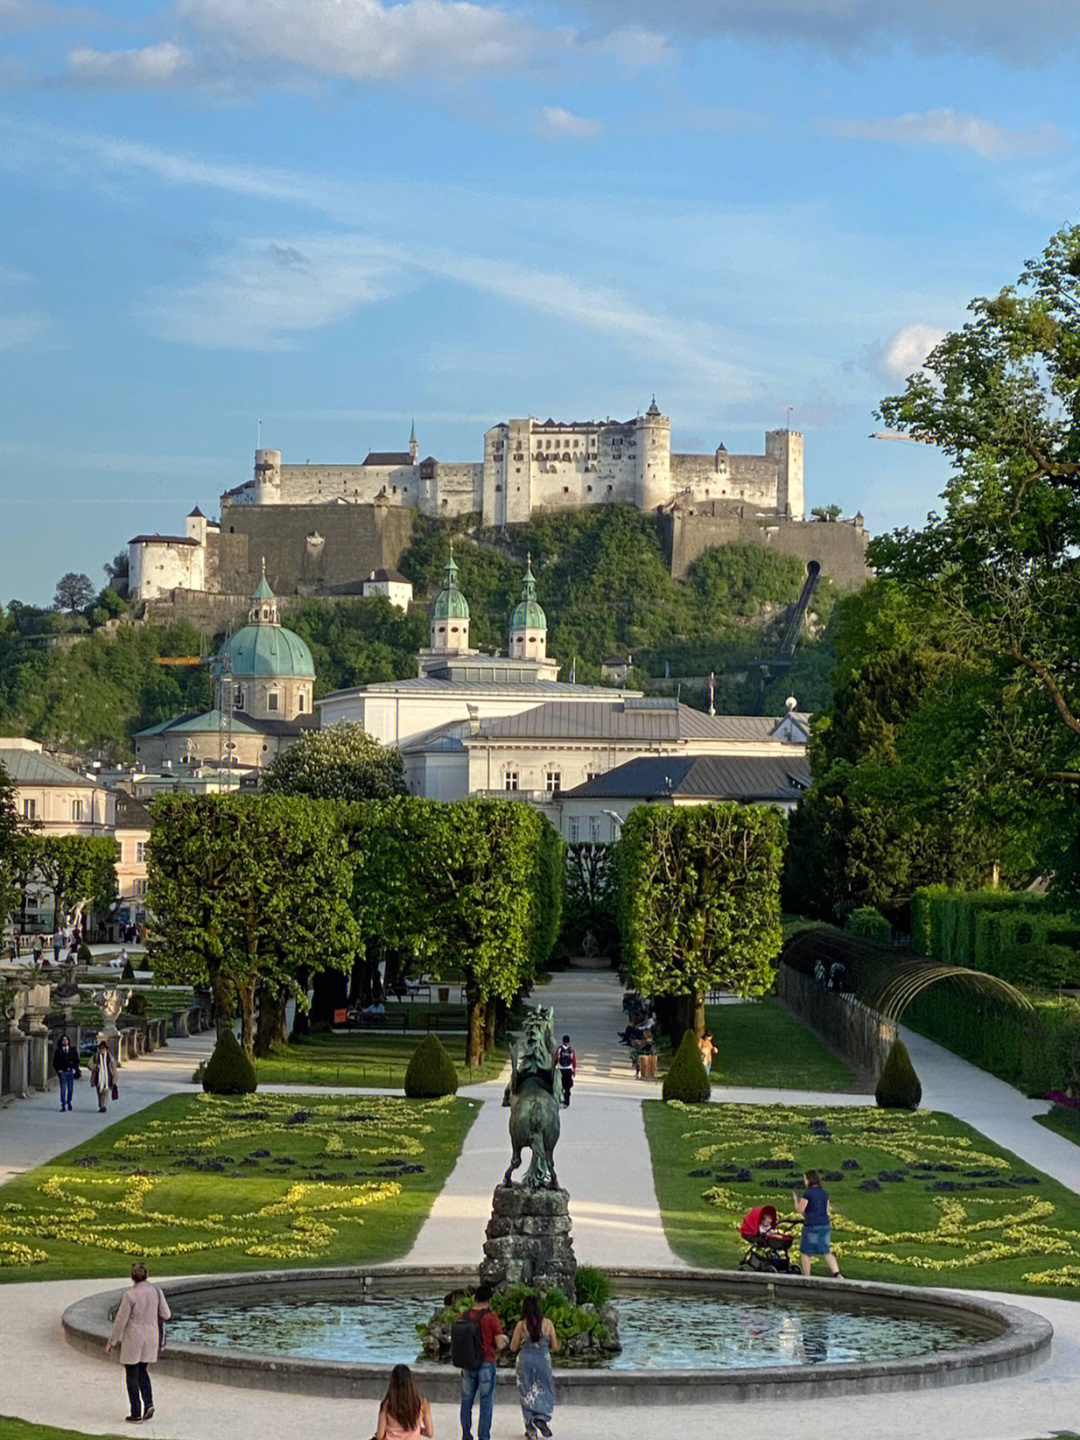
[363,452,413,467]
[320,679,626,701]
[471,701,807,744]
[563,754,811,801]
[0,748,104,787]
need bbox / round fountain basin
[62,1265,1052,1404]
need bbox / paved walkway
[3,968,1080,1438]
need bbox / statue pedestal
[480,1184,577,1297]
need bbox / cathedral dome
[217,563,315,679]
[219,624,315,679]
[509,557,546,632]
[432,553,470,621]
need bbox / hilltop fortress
[130,401,869,628]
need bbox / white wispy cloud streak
[66,41,194,87]
[537,106,603,140]
[824,108,1066,160]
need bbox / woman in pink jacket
[105,1263,171,1423]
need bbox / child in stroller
[738,1204,797,1274]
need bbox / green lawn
[704,998,857,1091]
[1034,1105,1080,1147]
[643,1099,1080,1298]
[254,1026,510,1087]
[0,1090,477,1283]
[0,1423,131,1440]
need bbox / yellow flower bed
[670,1102,1080,1289]
[0,1092,458,1268]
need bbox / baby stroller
[738,1204,796,1274]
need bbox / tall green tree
[0,763,20,929]
[261,721,406,800]
[30,834,118,931]
[616,803,785,1036]
[53,573,94,614]
[148,794,359,1056]
[872,223,1080,892]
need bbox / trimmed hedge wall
[910,887,1080,987]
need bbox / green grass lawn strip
[704,998,856,1092]
[643,1099,1080,1298]
[0,1090,477,1283]
[0,1423,134,1440]
[253,1028,509,1088]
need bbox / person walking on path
[105,1262,171,1424]
[373,1364,433,1440]
[793,1169,842,1278]
[555,1035,577,1107]
[457,1284,506,1440]
[53,1034,80,1111]
[90,1040,118,1114]
[509,1295,559,1439]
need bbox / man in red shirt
[459,1283,507,1440]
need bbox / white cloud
[868,323,946,380]
[537,106,603,140]
[824,108,1065,161]
[177,0,553,79]
[139,234,414,349]
[595,23,671,69]
[66,41,193,87]
[0,311,52,349]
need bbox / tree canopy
[261,721,406,801]
[868,223,1080,896]
[616,803,785,1035]
[53,572,94,615]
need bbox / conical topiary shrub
[202,1028,258,1095]
[404,1034,459,1098]
[875,1038,922,1109]
[662,1030,711,1103]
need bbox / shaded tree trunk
[465,977,485,1068]
[484,1000,497,1052]
[237,971,257,1057]
[254,980,288,1056]
[210,970,234,1042]
[691,990,706,1039]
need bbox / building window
[545,770,561,795]
[589,816,601,843]
[568,818,580,842]
[298,693,305,712]
[267,692,280,712]
[71,799,83,822]
[22,799,35,821]
[135,879,148,898]
[134,841,146,864]
[504,771,519,792]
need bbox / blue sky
[2,0,1079,607]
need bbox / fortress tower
[251,449,283,505]
[635,396,672,510]
[765,429,804,521]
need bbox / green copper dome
[218,624,315,679]
[510,557,546,631]
[216,565,315,678]
[432,552,470,621]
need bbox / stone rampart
[664,508,870,590]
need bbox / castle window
[563,487,570,495]
[545,769,561,795]
[586,485,593,494]
[505,770,519,792]
[297,694,304,713]
[22,799,35,820]
[268,692,279,712]
[71,799,83,822]
[495,484,502,493]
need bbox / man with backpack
[452,1283,506,1440]
[555,1034,577,1107]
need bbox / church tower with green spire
[509,554,547,661]
[429,545,471,655]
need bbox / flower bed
[644,1101,1080,1296]
[0,1091,477,1281]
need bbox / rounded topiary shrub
[404,1034,459,1098]
[201,1028,258,1095]
[121,958,136,981]
[875,1038,922,1109]
[844,907,892,944]
[662,1029,711,1104]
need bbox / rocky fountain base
[479,1183,577,1296]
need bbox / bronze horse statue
[504,1006,561,1190]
